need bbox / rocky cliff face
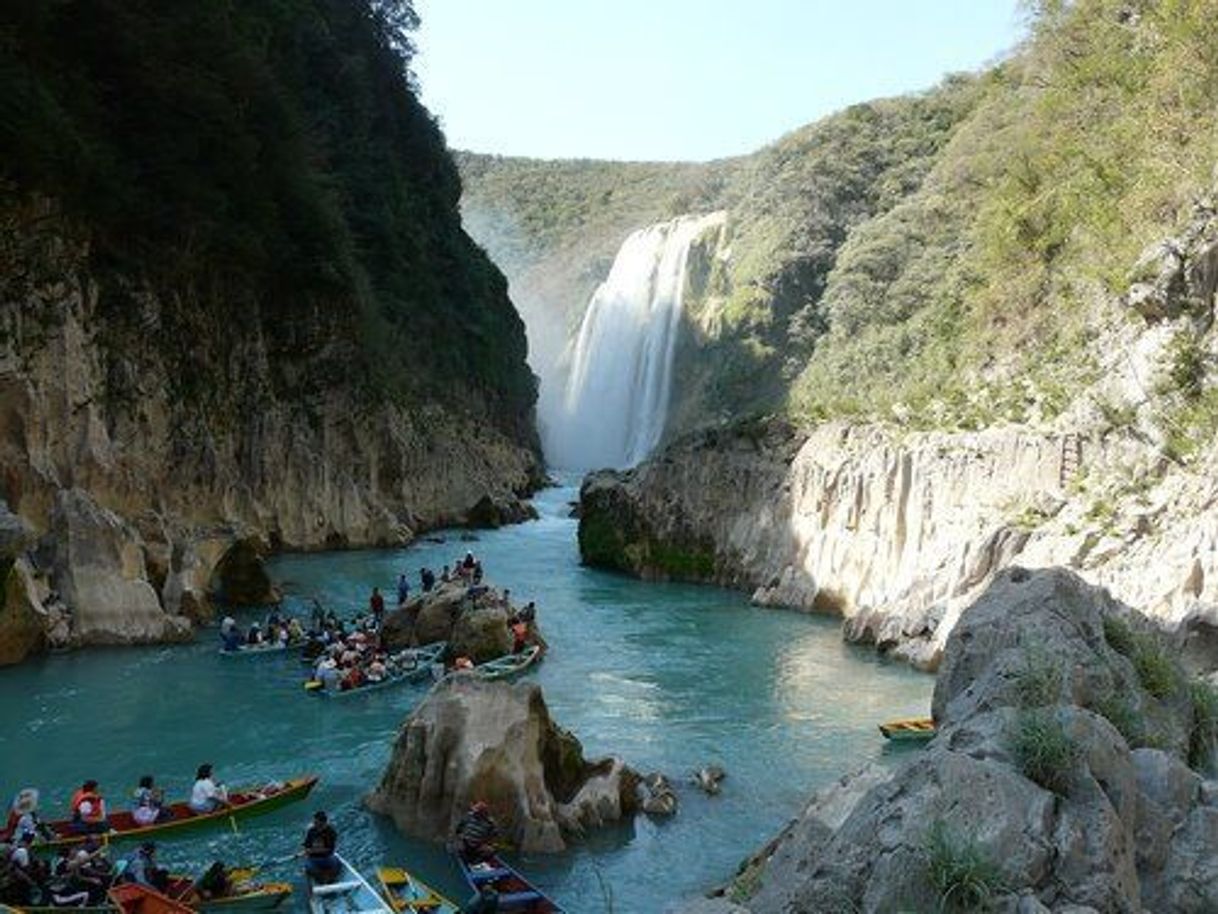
[693,568,1218,913]
[0,194,539,662]
[580,194,1218,671]
[366,677,638,853]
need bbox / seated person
[452,801,499,863]
[132,775,171,826]
[194,861,231,900]
[302,811,339,885]
[189,765,228,814]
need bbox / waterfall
[544,212,724,470]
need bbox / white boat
[307,854,394,914]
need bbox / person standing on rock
[301,810,339,885]
[452,800,499,862]
[396,574,410,606]
[369,587,385,627]
[420,567,436,593]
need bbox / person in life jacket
[68,781,109,834]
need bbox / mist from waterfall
[543,212,724,470]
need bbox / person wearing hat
[122,841,168,892]
[189,764,229,814]
[452,801,499,863]
[301,811,339,885]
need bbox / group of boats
[5,773,563,913]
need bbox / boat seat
[499,890,542,905]
[468,866,512,881]
[311,880,363,896]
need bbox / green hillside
[460,0,1218,441]
[1,0,535,434]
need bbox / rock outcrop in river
[705,567,1218,913]
[367,677,639,853]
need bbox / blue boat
[455,853,562,912]
[307,854,393,914]
[304,642,446,698]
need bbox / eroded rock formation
[366,677,639,853]
[715,567,1218,913]
[380,581,545,663]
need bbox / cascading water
[544,212,725,470]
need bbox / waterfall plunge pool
[0,482,931,912]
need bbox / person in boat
[453,655,474,671]
[500,588,510,608]
[286,617,305,643]
[131,775,172,826]
[1,831,43,905]
[194,861,232,900]
[7,788,53,843]
[122,842,169,892]
[339,664,365,691]
[267,608,283,629]
[44,846,90,909]
[246,622,264,646]
[510,621,528,655]
[459,885,500,914]
[366,655,388,683]
[301,810,339,885]
[189,764,229,814]
[68,780,110,834]
[220,616,242,652]
[66,837,113,905]
[453,801,499,862]
[396,573,411,606]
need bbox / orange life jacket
[71,790,104,821]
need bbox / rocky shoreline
[680,568,1218,913]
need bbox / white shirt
[190,778,223,808]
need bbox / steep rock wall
[580,418,1218,670]
[0,198,541,660]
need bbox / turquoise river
[0,482,932,913]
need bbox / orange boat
[109,884,193,914]
[878,717,936,742]
[19,776,318,851]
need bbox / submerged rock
[366,677,639,853]
[729,567,1218,913]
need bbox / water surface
[0,482,931,912]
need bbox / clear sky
[411,0,1027,162]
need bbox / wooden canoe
[455,853,562,912]
[878,717,936,742]
[28,776,318,851]
[109,884,193,914]
[376,866,458,913]
[472,645,542,682]
[218,640,303,658]
[22,867,290,914]
[304,642,446,698]
[307,854,393,914]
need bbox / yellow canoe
[878,717,936,742]
[376,866,458,914]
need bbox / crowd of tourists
[0,765,250,907]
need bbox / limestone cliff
[0,1,542,662]
[695,569,1218,913]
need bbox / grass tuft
[925,820,1005,913]
[1011,709,1079,796]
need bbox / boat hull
[30,776,318,852]
[376,866,458,914]
[455,853,561,912]
[307,854,393,914]
[878,717,936,742]
[473,645,542,681]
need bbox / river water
[0,482,931,913]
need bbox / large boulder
[366,677,639,853]
[451,605,512,662]
[729,567,1218,913]
[381,581,540,663]
[0,501,43,665]
[0,556,46,665]
[50,488,191,644]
